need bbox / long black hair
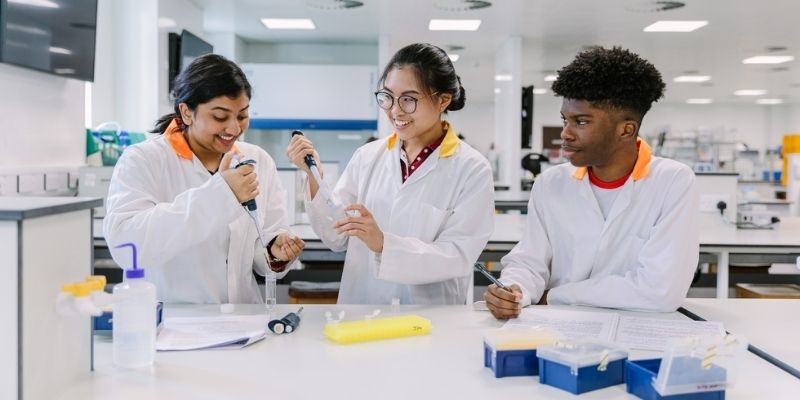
[379,43,466,112]
[152,54,252,134]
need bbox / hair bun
[448,85,466,111]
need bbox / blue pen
[474,263,508,291]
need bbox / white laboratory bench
[55,301,799,400]
[683,298,800,372]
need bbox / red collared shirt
[400,134,446,183]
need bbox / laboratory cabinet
[0,197,102,400]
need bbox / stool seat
[288,281,340,304]
[735,283,800,299]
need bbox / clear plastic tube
[264,270,277,310]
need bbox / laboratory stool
[735,283,800,299]
[288,281,339,304]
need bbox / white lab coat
[104,132,292,304]
[500,141,699,312]
[306,122,495,304]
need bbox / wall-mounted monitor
[0,0,98,81]
[168,29,212,93]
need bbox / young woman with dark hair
[287,43,494,305]
[105,54,304,304]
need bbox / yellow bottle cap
[85,276,107,291]
[62,282,92,297]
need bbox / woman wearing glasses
[287,43,494,304]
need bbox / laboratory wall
[446,100,494,155]
[0,64,85,172]
[241,43,378,65]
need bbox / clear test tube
[264,270,277,311]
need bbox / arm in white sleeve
[547,172,699,312]
[498,180,553,306]
[377,162,495,285]
[104,147,242,270]
[252,152,294,277]
[304,149,362,252]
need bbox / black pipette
[268,307,303,334]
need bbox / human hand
[333,204,384,253]
[484,284,523,319]
[219,151,258,204]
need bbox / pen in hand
[473,263,508,291]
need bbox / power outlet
[0,175,17,195]
[18,173,44,194]
[699,194,731,213]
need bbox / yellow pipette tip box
[324,315,432,344]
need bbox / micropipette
[234,158,267,249]
[290,130,336,208]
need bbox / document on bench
[156,315,269,351]
[504,308,725,351]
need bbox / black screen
[521,85,533,149]
[168,29,212,93]
[0,0,98,81]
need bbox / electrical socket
[0,175,17,195]
[18,173,44,194]
[699,194,731,213]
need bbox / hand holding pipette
[286,131,332,204]
[220,150,259,205]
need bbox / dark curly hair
[551,46,665,120]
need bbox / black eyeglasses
[374,91,438,114]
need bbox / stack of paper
[156,315,269,351]
[503,308,725,351]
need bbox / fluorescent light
[494,74,512,81]
[494,88,501,94]
[6,23,47,35]
[428,19,481,31]
[533,88,548,95]
[448,54,460,62]
[734,89,767,96]
[756,98,784,105]
[260,18,316,30]
[336,134,362,140]
[643,20,708,32]
[54,68,75,74]
[686,98,712,104]
[158,17,177,29]
[742,55,795,64]
[8,0,59,8]
[544,74,558,82]
[49,46,72,55]
[673,75,711,83]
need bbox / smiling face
[180,91,250,161]
[559,98,628,168]
[379,66,451,144]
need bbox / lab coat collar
[571,138,652,181]
[165,119,240,161]
[385,120,460,159]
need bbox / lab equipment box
[483,328,558,378]
[625,359,724,400]
[537,341,627,394]
[93,302,164,334]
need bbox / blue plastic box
[483,328,558,378]
[484,343,540,378]
[625,359,725,400]
[537,341,627,394]
[93,301,164,335]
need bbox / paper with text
[615,316,725,351]
[156,315,268,351]
[504,308,619,341]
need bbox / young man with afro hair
[485,47,699,318]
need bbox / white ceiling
[197,0,800,105]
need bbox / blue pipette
[234,158,267,249]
